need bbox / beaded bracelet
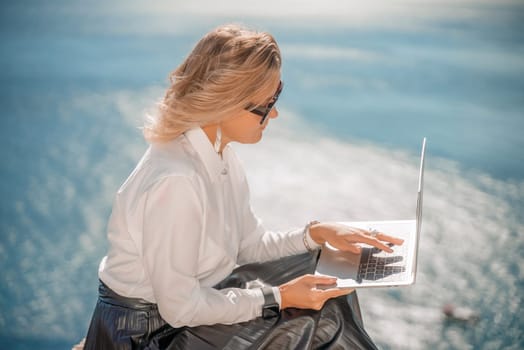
[303,220,320,252]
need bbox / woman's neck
[202,124,228,155]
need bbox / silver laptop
[315,138,426,288]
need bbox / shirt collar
[184,127,229,181]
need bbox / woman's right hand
[278,274,354,310]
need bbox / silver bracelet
[303,220,320,252]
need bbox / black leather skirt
[84,252,378,349]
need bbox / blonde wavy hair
[144,24,282,143]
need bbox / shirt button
[221,168,228,175]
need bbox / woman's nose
[269,106,279,119]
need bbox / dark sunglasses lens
[248,81,283,123]
[274,82,283,100]
[260,113,268,125]
[250,107,265,117]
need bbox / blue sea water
[1,1,523,349]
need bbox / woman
[84,24,403,349]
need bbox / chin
[241,132,263,145]
[252,130,264,143]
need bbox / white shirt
[98,128,319,327]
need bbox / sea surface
[1,1,523,349]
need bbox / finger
[363,228,404,246]
[356,235,394,253]
[306,274,338,285]
[321,287,354,299]
[375,232,404,246]
[315,277,339,286]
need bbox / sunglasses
[246,81,283,125]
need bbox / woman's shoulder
[119,137,204,196]
[149,137,198,175]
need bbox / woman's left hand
[309,222,404,254]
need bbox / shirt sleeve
[237,208,311,265]
[142,176,265,327]
[236,176,313,265]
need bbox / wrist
[303,220,321,252]
[308,222,325,245]
[278,284,289,309]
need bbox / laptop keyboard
[357,242,407,282]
